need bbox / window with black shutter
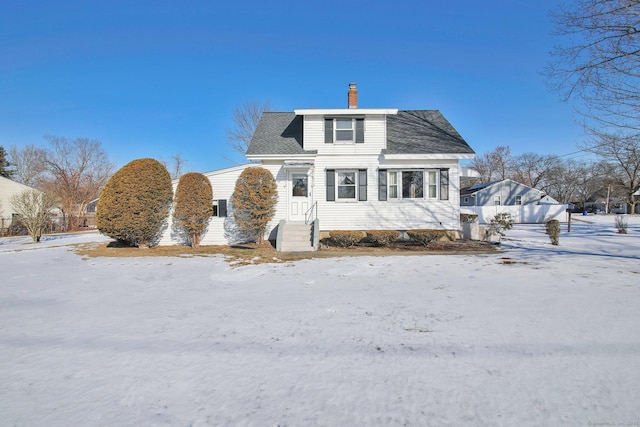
[324,118,365,144]
[358,169,367,201]
[378,169,387,201]
[326,169,335,201]
[212,199,227,217]
[439,169,449,200]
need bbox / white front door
[289,172,311,222]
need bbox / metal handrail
[304,201,318,224]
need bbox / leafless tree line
[544,0,640,212]
[469,144,638,212]
[8,137,114,230]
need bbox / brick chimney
[348,82,358,108]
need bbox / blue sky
[0,0,583,172]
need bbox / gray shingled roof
[384,110,474,155]
[246,110,473,156]
[246,112,315,156]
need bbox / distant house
[0,176,40,234]
[160,83,476,250]
[81,198,100,228]
[461,179,559,207]
[460,179,567,224]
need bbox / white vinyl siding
[159,163,286,246]
[316,156,462,231]
[0,177,39,222]
[303,115,386,154]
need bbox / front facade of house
[160,84,475,247]
[247,84,475,237]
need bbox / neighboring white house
[0,176,40,234]
[160,83,476,250]
[460,179,568,224]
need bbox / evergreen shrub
[173,172,214,248]
[96,158,173,247]
[231,167,278,245]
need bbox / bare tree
[10,189,57,242]
[545,159,598,204]
[511,153,561,189]
[8,145,46,186]
[162,153,188,180]
[470,145,513,183]
[226,100,272,162]
[585,130,640,212]
[41,136,114,230]
[546,0,640,133]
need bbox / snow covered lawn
[1,216,639,426]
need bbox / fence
[461,204,570,224]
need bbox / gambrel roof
[246,110,474,156]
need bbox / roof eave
[383,153,475,160]
[294,108,398,116]
[246,153,317,161]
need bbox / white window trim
[386,169,440,200]
[515,195,522,205]
[494,195,502,206]
[334,118,355,143]
[336,170,358,202]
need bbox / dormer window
[325,117,364,144]
[335,119,355,142]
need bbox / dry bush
[545,219,561,245]
[329,230,364,247]
[365,230,400,246]
[614,215,628,234]
[407,229,447,246]
[487,212,514,237]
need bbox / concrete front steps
[276,220,317,252]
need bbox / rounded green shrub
[96,158,173,247]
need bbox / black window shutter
[326,169,335,201]
[324,119,333,144]
[378,169,387,201]
[218,199,228,217]
[355,118,364,143]
[439,169,449,200]
[358,169,367,201]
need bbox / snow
[1,215,639,426]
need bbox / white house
[160,83,476,250]
[0,176,40,234]
[460,179,568,224]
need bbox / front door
[289,172,311,222]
